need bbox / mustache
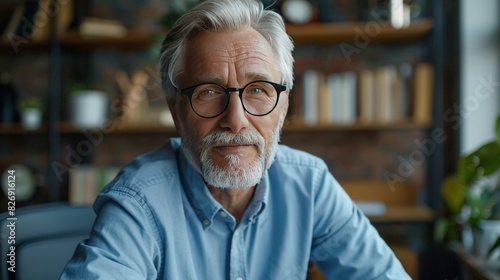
[202,130,264,148]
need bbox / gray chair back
[0,203,95,280]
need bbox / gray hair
[158,0,295,98]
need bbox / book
[317,71,330,125]
[327,73,342,123]
[358,69,376,123]
[398,63,413,119]
[342,71,357,124]
[79,17,128,38]
[374,66,395,123]
[326,71,357,125]
[302,70,319,126]
[391,66,403,121]
[413,63,434,125]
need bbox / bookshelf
[0,1,453,278]
[0,2,442,216]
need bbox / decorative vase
[69,91,108,129]
[20,108,42,130]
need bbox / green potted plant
[436,114,500,262]
[17,97,44,130]
[67,82,108,129]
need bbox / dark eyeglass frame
[178,80,287,118]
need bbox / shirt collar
[173,138,269,229]
[175,143,220,229]
[244,173,268,224]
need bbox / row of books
[297,63,434,126]
[69,165,120,205]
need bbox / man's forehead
[185,29,274,58]
[181,29,280,85]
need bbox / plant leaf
[459,141,500,185]
[458,154,478,185]
[487,236,500,259]
[442,175,466,214]
[469,141,500,176]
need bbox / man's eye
[248,87,264,94]
[201,89,216,95]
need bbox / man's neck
[207,185,256,225]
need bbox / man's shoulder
[105,138,182,192]
[274,144,327,170]
[272,145,328,177]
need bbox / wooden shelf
[367,205,434,223]
[0,120,428,135]
[0,38,50,53]
[286,18,433,45]
[60,30,156,51]
[283,120,431,132]
[58,121,176,134]
[0,123,48,134]
[0,30,156,52]
[57,121,429,134]
[339,180,434,223]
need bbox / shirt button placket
[230,228,246,280]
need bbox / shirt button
[236,277,243,280]
[203,219,210,226]
[220,211,227,218]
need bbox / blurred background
[0,0,499,279]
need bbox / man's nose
[219,92,250,132]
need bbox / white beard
[180,121,282,189]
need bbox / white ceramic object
[70,91,108,129]
[20,108,42,130]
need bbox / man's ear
[166,96,181,132]
[277,90,289,130]
[282,89,290,119]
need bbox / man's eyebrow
[193,72,275,85]
[245,72,273,81]
[191,75,224,85]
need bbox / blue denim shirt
[61,138,410,280]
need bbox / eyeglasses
[178,80,287,118]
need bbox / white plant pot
[20,108,42,130]
[70,91,108,129]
